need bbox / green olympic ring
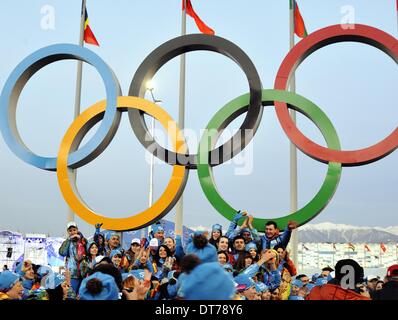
[197,89,342,231]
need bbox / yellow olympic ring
[56,96,188,231]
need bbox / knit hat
[291,279,304,288]
[130,269,145,281]
[44,272,65,289]
[15,260,31,276]
[121,273,133,282]
[106,232,120,241]
[241,228,251,235]
[311,273,320,282]
[180,262,235,300]
[306,283,316,292]
[223,263,234,272]
[245,242,257,252]
[152,224,164,234]
[0,271,20,291]
[110,249,122,259]
[37,266,52,277]
[315,277,328,286]
[79,272,119,300]
[86,241,97,253]
[255,282,269,293]
[212,224,222,232]
[185,242,218,264]
[234,274,256,292]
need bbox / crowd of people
[1,211,397,300]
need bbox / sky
[0,0,397,237]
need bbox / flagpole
[145,88,161,239]
[288,0,299,267]
[175,1,187,237]
[68,0,87,223]
[396,0,398,34]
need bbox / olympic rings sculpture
[0,24,397,231]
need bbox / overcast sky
[0,0,397,237]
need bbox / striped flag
[83,7,99,46]
[290,0,308,38]
[348,243,355,251]
[364,244,371,252]
[380,243,387,253]
[183,0,215,35]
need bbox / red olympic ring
[274,24,398,166]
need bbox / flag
[290,0,308,38]
[364,244,371,252]
[83,7,99,46]
[348,243,355,251]
[380,243,387,253]
[183,0,215,35]
[302,243,309,251]
[396,0,398,11]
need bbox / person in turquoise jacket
[58,221,87,293]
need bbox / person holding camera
[59,221,88,293]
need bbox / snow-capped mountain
[298,222,398,243]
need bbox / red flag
[380,243,387,253]
[396,0,398,11]
[348,243,355,251]
[83,8,100,46]
[291,0,308,38]
[364,244,371,252]
[183,0,215,35]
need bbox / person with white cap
[58,221,87,293]
[125,238,141,268]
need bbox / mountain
[298,222,398,243]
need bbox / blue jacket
[174,235,185,261]
[260,229,292,250]
[225,212,260,244]
[132,259,154,274]
[243,264,281,290]
[59,232,87,279]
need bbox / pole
[68,0,87,223]
[175,1,186,237]
[143,89,160,239]
[288,0,299,267]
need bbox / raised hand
[287,220,298,230]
